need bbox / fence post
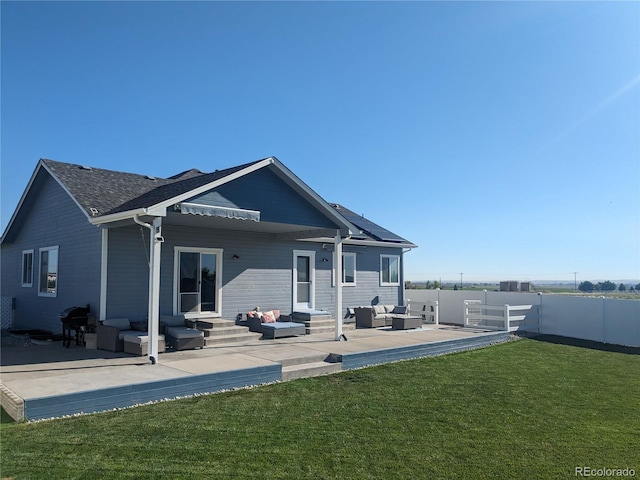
[504,304,510,331]
[463,301,469,327]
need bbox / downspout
[133,214,162,365]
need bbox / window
[332,253,356,286]
[342,253,356,285]
[39,246,59,297]
[380,255,400,286]
[22,250,34,287]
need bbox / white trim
[38,246,59,297]
[380,254,400,286]
[89,208,151,225]
[173,246,223,318]
[99,229,108,320]
[293,249,315,311]
[21,249,34,287]
[299,237,417,249]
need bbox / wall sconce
[322,258,329,262]
[232,254,240,260]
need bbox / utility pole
[460,272,463,290]
[574,272,578,292]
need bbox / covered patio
[1,324,512,421]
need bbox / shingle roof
[42,158,263,217]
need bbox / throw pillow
[262,311,276,323]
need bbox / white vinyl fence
[406,290,640,347]
[463,300,539,332]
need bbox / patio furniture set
[93,305,420,357]
[354,305,423,330]
[96,315,204,355]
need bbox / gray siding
[187,168,336,228]
[0,175,102,332]
[104,226,150,320]
[103,223,404,321]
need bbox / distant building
[500,281,519,292]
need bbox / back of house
[1,156,416,334]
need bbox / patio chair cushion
[122,333,165,345]
[117,330,140,340]
[261,321,306,331]
[373,305,387,315]
[392,305,408,315]
[102,318,131,330]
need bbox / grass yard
[1,337,639,479]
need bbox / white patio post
[334,230,343,341]
[147,217,163,364]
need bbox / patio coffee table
[391,316,422,330]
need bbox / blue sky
[2,1,639,283]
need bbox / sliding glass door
[176,248,222,315]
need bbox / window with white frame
[380,254,400,286]
[332,253,356,286]
[342,253,356,285]
[39,246,59,297]
[22,250,34,287]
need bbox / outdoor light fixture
[232,254,240,260]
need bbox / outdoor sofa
[97,317,147,352]
[159,314,204,351]
[246,310,306,339]
[354,305,412,328]
[97,317,166,355]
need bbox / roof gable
[3,156,415,247]
[185,168,338,229]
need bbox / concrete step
[200,325,250,337]
[306,326,336,335]
[279,353,330,368]
[303,322,356,335]
[196,318,236,329]
[303,319,335,328]
[203,332,261,346]
[282,361,342,381]
[291,312,332,322]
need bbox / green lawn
[1,337,639,479]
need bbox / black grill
[60,305,90,348]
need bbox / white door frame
[173,246,223,318]
[293,250,315,311]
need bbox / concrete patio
[1,324,512,422]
